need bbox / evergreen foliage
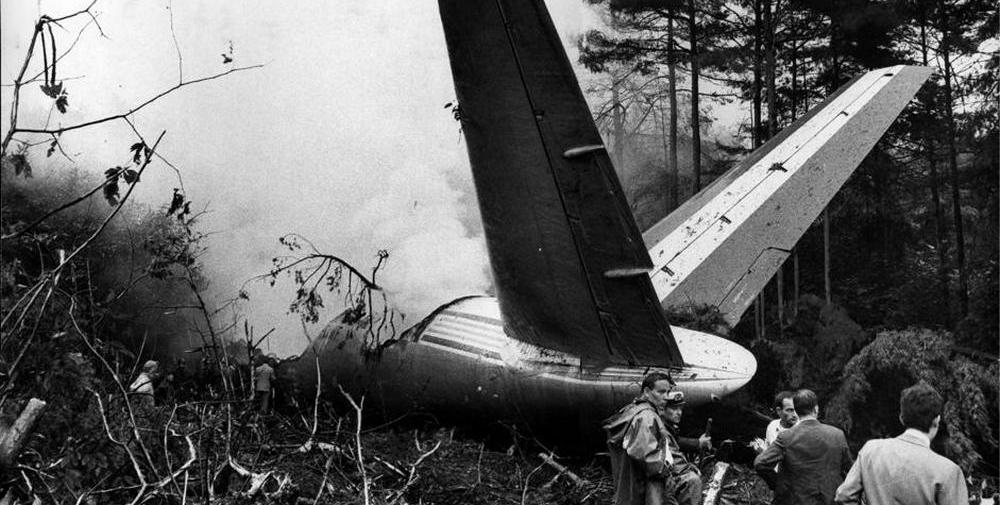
[826,328,998,474]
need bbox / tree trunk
[919,9,950,321]
[763,0,783,333]
[823,16,839,306]
[667,11,679,211]
[612,82,625,166]
[688,0,702,192]
[793,251,800,318]
[764,0,777,140]
[941,41,968,316]
[752,0,763,148]
[790,13,799,319]
[752,0,763,338]
[824,209,832,304]
[927,140,951,321]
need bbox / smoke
[344,162,489,317]
[0,0,598,358]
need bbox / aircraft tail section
[438,0,682,367]
[642,66,933,325]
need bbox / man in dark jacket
[604,372,676,505]
[754,389,853,505]
[662,391,711,505]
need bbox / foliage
[251,234,400,351]
[826,328,998,474]
[735,294,869,406]
[0,161,210,501]
[664,302,730,335]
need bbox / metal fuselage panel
[303,297,754,433]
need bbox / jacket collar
[898,428,932,448]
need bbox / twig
[167,0,183,83]
[312,455,334,504]
[538,452,589,488]
[338,385,369,505]
[520,460,547,505]
[10,66,263,139]
[476,442,484,485]
[389,440,442,504]
[92,392,148,501]
[71,302,159,491]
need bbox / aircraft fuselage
[293,296,755,437]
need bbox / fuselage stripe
[420,334,503,361]
[422,327,506,352]
[440,310,503,326]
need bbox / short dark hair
[900,382,943,432]
[773,390,795,409]
[641,371,674,391]
[793,389,818,416]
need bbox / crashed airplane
[284,0,930,437]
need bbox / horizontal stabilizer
[439,0,682,367]
[643,66,932,324]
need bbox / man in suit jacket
[754,389,853,505]
[835,382,968,504]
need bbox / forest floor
[207,411,773,505]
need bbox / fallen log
[0,398,47,468]
[539,452,589,488]
[702,461,730,505]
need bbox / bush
[826,328,998,474]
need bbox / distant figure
[253,357,274,414]
[835,382,969,505]
[129,360,160,407]
[661,390,711,505]
[754,389,852,505]
[603,371,675,505]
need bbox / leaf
[105,167,120,178]
[130,142,146,164]
[167,188,184,216]
[443,102,452,109]
[122,169,139,184]
[46,139,58,158]
[103,181,120,206]
[221,53,233,64]
[8,153,31,177]
[55,95,68,113]
[39,82,62,98]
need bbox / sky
[0,0,616,357]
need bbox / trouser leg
[673,471,702,505]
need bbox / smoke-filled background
[0,0,619,357]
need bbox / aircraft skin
[286,0,929,439]
[300,297,755,436]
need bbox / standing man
[662,391,711,505]
[129,360,160,408]
[766,390,798,446]
[253,356,274,414]
[603,371,675,505]
[754,389,852,505]
[835,382,968,504]
[751,390,798,454]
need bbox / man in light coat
[129,360,160,408]
[603,371,676,505]
[835,382,968,505]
